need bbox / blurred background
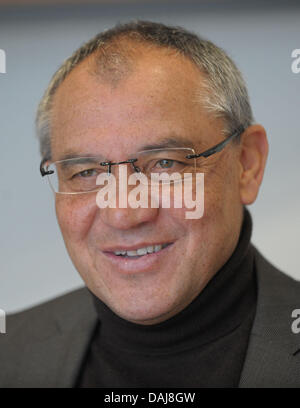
[0,0,299,313]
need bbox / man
[1,21,299,388]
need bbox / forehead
[51,46,221,160]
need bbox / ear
[238,124,269,205]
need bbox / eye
[73,168,98,178]
[156,159,175,169]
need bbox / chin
[106,297,178,325]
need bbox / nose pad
[128,158,141,173]
[100,158,141,174]
[100,161,113,174]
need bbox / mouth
[111,243,171,259]
[101,242,174,274]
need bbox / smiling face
[51,44,245,325]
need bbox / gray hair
[36,20,254,160]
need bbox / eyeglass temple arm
[186,126,245,160]
[40,159,54,177]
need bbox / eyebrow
[138,136,198,151]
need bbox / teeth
[127,250,138,256]
[137,247,147,256]
[114,250,126,256]
[113,244,168,257]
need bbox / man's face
[51,46,244,325]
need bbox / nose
[97,163,159,230]
[99,205,159,230]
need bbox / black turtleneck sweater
[76,207,257,388]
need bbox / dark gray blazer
[1,245,300,388]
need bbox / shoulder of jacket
[0,286,93,347]
[253,244,300,303]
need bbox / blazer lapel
[239,247,300,387]
[51,308,98,387]
[12,288,98,388]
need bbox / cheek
[204,157,241,211]
[55,196,98,245]
[167,165,239,243]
